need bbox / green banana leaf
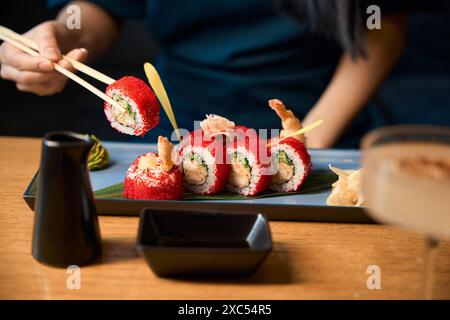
[94,171,337,201]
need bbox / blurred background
[0,0,449,146]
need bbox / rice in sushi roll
[226,126,271,196]
[104,76,160,136]
[124,136,183,200]
[268,99,311,192]
[179,115,233,194]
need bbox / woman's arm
[303,15,408,148]
[55,1,120,61]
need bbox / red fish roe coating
[229,126,271,165]
[179,129,230,195]
[104,76,160,136]
[227,126,272,196]
[269,137,312,192]
[124,153,183,200]
[206,164,231,194]
[185,129,228,162]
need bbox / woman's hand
[0,21,88,96]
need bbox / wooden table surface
[1,136,449,300]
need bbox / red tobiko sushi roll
[268,137,311,192]
[268,99,312,192]
[178,115,234,195]
[226,126,271,196]
[104,76,160,136]
[124,136,183,200]
[124,155,182,200]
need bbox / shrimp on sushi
[104,76,160,136]
[268,99,311,192]
[124,136,183,200]
[268,99,305,143]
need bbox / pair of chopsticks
[0,25,126,112]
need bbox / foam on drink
[363,142,450,238]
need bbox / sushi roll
[124,136,183,200]
[104,76,160,136]
[226,126,272,196]
[179,115,233,194]
[269,137,311,192]
[268,99,311,192]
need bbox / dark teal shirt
[50,0,342,140]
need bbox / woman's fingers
[15,73,67,96]
[0,21,90,96]
[60,48,89,71]
[1,48,89,96]
[16,82,59,96]
[51,48,89,88]
[33,22,61,61]
[0,21,61,73]
[1,64,49,84]
[0,43,54,72]
[71,47,89,62]
[3,64,65,96]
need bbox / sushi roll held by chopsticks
[124,136,183,200]
[104,76,160,136]
[179,115,233,195]
[268,99,311,192]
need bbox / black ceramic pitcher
[32,131,101,267]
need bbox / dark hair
[277,0,366,58]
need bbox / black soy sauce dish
[137,209,272,278]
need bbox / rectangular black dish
[137,209,272,277]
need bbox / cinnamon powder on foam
[393,157,450,180]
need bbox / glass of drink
[362,125,450,299]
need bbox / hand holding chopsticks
[0,26,115,85]
[0,25,125,112]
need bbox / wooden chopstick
[267,119,324,147]
[144,62,181,141]
[0,31,125,112]
[0,25,115,85]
